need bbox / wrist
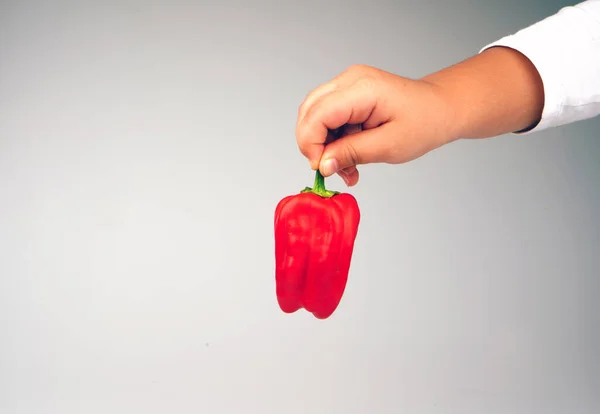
[420,47,544,140]
[420,67,474,143]
[419,78,463,145]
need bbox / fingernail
[337,170,350,186]
[320,158,339,176]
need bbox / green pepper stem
[300,169,340,198]
[313,169,326,193]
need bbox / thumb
[318,124,395,176]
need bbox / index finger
[297,67,361,126]
[295,80,378,169]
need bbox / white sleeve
[480,0,600,134]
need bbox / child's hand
[296,48,545,187]
[295,64,456,187]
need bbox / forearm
[422,46,544,141]
[423,1,600,142]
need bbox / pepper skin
[274,170,360,319]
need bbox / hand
[295,48,544,187]
[295,64,456,186]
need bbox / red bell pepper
[274,170,360,319]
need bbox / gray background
[1,0,599,413]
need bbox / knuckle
[298,91,318,115]
[297,88,321,116]
[298,87,330,119]
[303,94,331,127]
[299,103,318,128]
[344,142,362,166]
[355,75,376,91]
[346,63,370,74]
[297,100,308,116]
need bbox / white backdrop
[1,0,599,413]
